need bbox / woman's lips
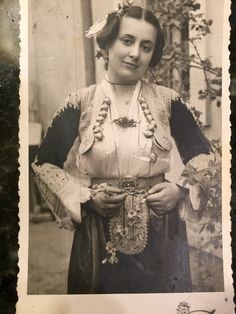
[123,61,139,69]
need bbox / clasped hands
[90,182,186,218]
[90,186,127,218]
[145,182,186,217]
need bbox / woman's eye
[121,38,132,45]
[142,45,152,53]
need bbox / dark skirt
[67,207,192,294]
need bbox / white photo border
[17,0,234,313]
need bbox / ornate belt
[91,175,164,191]
[92,175,164,256]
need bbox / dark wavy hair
[96,6,164,68]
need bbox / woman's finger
[151,208,165,215]
[105,202,123,209]
[104,193,127,203]
[147,182,168,194]
[105,186,123,194]
[146,195,161,203]
[147,200,163,206]
[149,203,165,210]
[146,190,166,202]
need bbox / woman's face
[107,16,157,84]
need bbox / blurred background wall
[29,0,86,129]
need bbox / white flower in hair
[85,15,108,39]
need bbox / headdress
[85,1,134,39]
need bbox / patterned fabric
[32,89,92,227]
[109,193,149,254]
[32,162,90,228]
[32,81,215,293]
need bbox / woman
[32,4,212,293]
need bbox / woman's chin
[107,69,143,84]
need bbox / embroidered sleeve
[176,153,216,221]
[32,92,91,230]
[176,152,222,257]
[169,97,214,221]
[149,84,221,254]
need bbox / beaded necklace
[92,93,157,141]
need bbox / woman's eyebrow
[120,34,154,44]
[120,34,134,38]
[141,40,154,45]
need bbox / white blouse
[79,79,171,180]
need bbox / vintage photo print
[18,0,234,313]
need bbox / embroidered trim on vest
[50,92,81,128]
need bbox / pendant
[109,193,149,255]
[113,116,139,128]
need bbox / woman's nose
[129,44,139,60]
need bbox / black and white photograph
[17,0,234,313]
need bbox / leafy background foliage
[148,0,223,255]
[149,0,222,103]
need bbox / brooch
[113,116,139,128]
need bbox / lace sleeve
[32,92,91,230]
[176,153,215,221]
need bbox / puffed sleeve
[169,97,215,222]
[31,92,91,230]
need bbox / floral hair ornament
[85,1,134,39]
[116,1,134,16]
[85,16,108,39]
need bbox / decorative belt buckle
[119,176,138,192]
